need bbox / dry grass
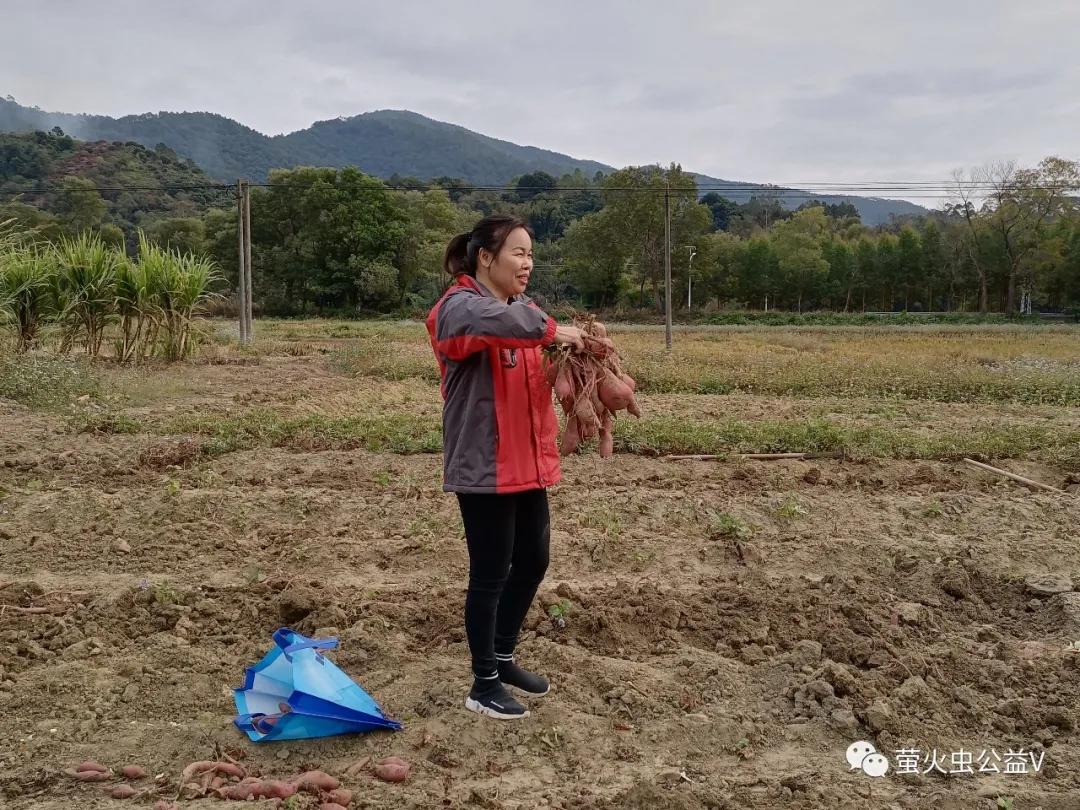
[307,320,1080,405]
[5,319,1079,468]
[617,327,1080,404]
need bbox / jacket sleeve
[433,291,558,361]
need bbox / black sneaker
[497,657,550,697]
[464,680,530,720]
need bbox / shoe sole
[464,696,530,720]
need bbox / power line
[1,178,1076,199]
[0,179,1068,192]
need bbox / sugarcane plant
[52,232,119,357]
[151,236,220,361]
[113,249,151,363]
[0,221,56,352]
[0,223,222,362]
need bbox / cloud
[1,0,1078,190]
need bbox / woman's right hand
[553,325,585,351]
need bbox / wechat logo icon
[846,741,890,778]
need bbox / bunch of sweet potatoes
[545,318,640,458]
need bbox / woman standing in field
[426,215,586,720]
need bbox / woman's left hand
[553,324,585,351]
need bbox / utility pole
[664,184,672,351]
[235,179,254,344]
[243,181,254,342]
[236,180,248,344]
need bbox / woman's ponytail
[442,232,474,277]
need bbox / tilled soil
[2,355,1079,810]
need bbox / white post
[685,246,697,309]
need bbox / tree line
[3,129,1078,316]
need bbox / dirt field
[2,322,1079,809]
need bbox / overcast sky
[5,1,1078,191]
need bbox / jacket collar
[457,273,529,304]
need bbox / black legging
[456,489,551,679]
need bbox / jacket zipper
[521,349,544,486]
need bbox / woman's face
[479,227,533,301]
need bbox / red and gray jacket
[426,274,562,494]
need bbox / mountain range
[0,96,925,225]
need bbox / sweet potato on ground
[374,756,410,782]
[75,760,110,774]
[251,780,297,799]
[291,770,339,793]
[327,788,354,806]
[65,768,112,782]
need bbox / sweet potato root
[598,411,614,458]
[291,770,339,793]
[251,780,297,799]
[374,756,410,783]
[214,762,245,779]
[75,760,110,774]
[65,768,112,782]
[179,760,216,785]
[575,395,599,433]
[545,317,638,457]
[214,783,255,801]
[561,414,580,455]
[327,788,354,806]
[598,372,633,411]
[554,366,574,401]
